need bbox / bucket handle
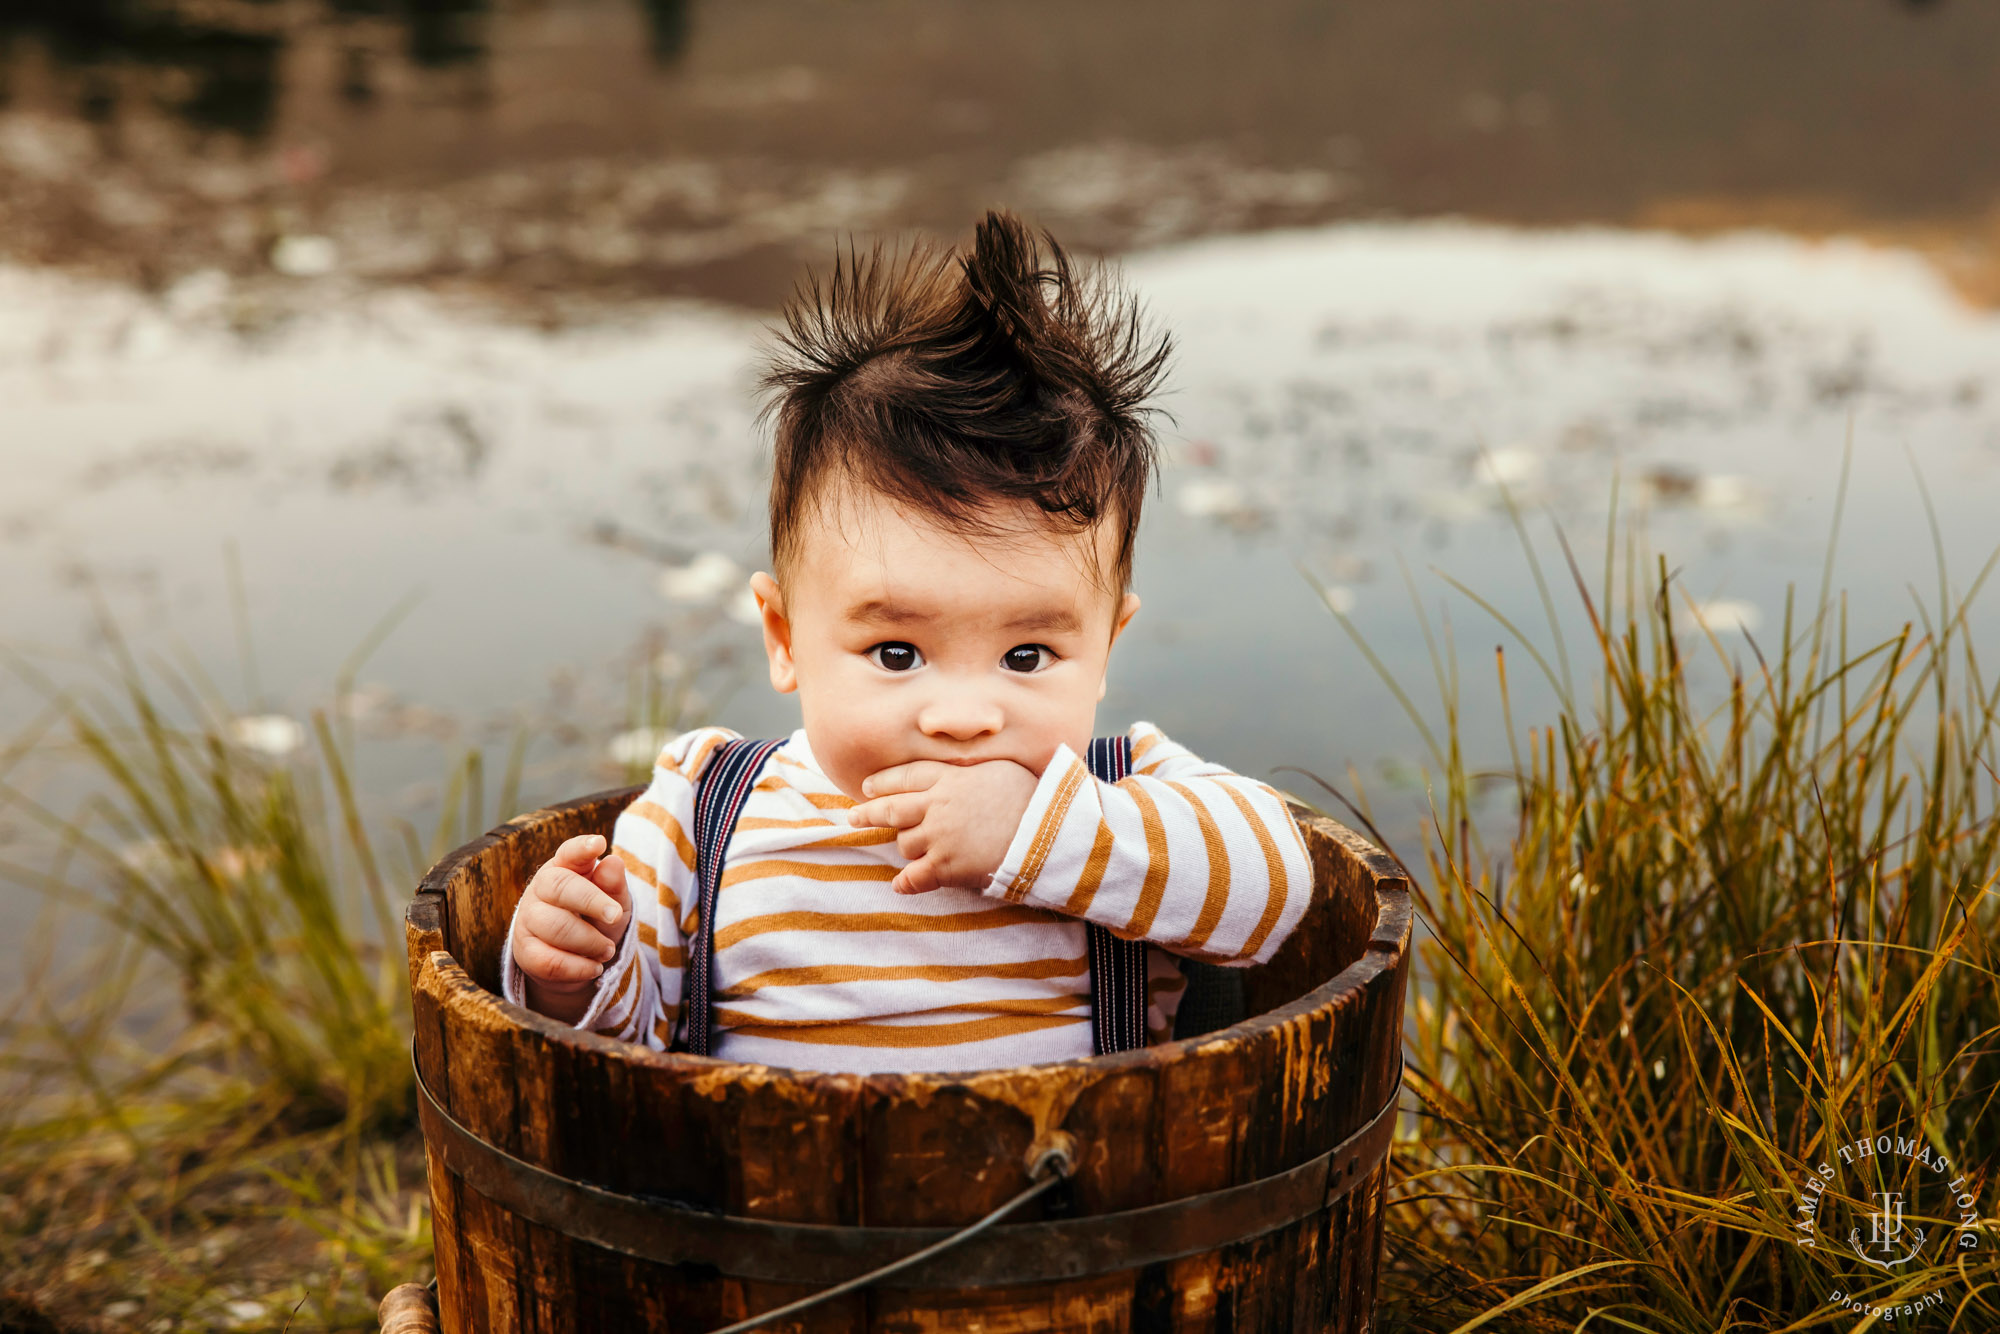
[705,1135,1077,1334]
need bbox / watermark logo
[1855,1188,1923,1268]
[1788,1130,1986,1325]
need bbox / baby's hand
[510,834,631,1017]
[846,759,1040,895]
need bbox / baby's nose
[915,691,1003,740]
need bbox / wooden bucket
[406,785,1411,1333]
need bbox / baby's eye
[1002,644,1056,674]
[867,642,924,673]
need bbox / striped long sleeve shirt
[499,720,1314,1073]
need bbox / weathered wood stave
[405,786,1411,1332]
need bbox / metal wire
[703,1146,1075,1334]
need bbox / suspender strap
[680,734,1152,1059]
[1083,736,1151,1056]
[678,736,786,1056]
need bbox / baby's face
[748,480,1140,801]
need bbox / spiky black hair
[760,208,1173,596]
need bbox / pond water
[9,225,2000,858]
[4,0,2000,970]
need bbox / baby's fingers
[589,850,630,911]
[860,761,946,797]
[522,897,617,962]
[847,794,923,830]
[513,929,606,986]
[547,833,609,877]
[535,865,624,927]
[892,858,943,896]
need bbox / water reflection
[6,223,1998,799]
[1,0,1994,309]
[637,0,692,65]
[0,0,696,140]
[399,0,489,70]
[1,0,283,135]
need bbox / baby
[502,209,1314,1073]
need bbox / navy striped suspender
[1083,735,1152,1056]
[677,736,786,1056]
[677,734,1153,1058]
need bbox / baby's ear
[1101,592,1140,700]
[1110,591,1141,644]
[750,572,798,694]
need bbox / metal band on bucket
[412,1042,1403,1288]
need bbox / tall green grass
[1311,467,1999,1332]
[0,593,714,1329]
[0,599,534,1329]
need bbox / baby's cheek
[821,749,875,804]
[816,727,900,803]
[799,667,891,794]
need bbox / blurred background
[7,3,2000,1329]
[6,0,2000,958]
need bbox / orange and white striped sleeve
[983,721,1313,966]
[499,725,738,1049]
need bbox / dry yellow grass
[1312,459,1999,1331]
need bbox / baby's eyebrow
[1002,608,1083,634]
[842,599,1081,635]
[841,599,927,627]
